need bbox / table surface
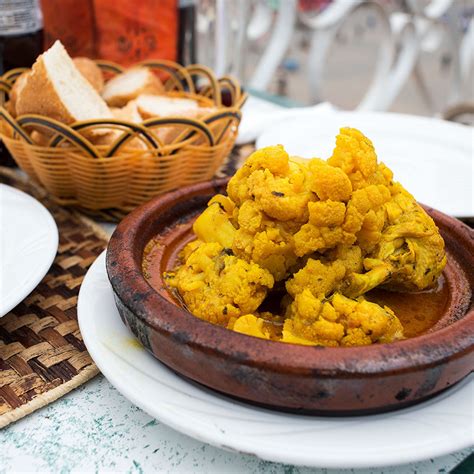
[1,373,473,473]
[2,100,474,473]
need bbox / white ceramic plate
[256,111,473,218]
[78,252,474,469]
[0,184,58,316]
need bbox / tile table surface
[1,374,473,473]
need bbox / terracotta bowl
[106,178,474,415]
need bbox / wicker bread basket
[0,60,246,219]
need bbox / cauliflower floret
[165,242,274,326]
[343,184,392,235]
[331,293,404,345]
[308,200,346,227]
[328,127,391,190]
[344,186,446,297]
[292,183,391,258]
[372,188,446,291]
[282,290,403,347]
[227,145,291,204]
[293,222,354,257]
[285,258,347,299]
[328,245,364,275]
[229,314,270,340]
[308,159,353,201]
[230,155,313,222]
[193,201,236,248]
[247,167,312,222]
[233,226,298,281]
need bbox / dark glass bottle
[0,0,44,166]
[178,0,196,66]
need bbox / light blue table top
[1,374,473,473]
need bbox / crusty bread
[110,101,143,123]
[73,57,104,92]
[16,40,112,135]
[30,130,73,148]
[95,101,146,149]
[30,130,51,146]
[4,100,16,117]
[155,107,218,144]
[8,71,30,117]
[134,94,217,144]
[102,67,164,107]
[135,94,199,119]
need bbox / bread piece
[30,130,51,146]
[95,101,146,149]
[111,101,143,123]
[135,94,199,119]
[102,67,164,107]
[16,40,113,135]
[8,71,30,117]
[156,107,219,144]
[4,100,16,117]
[73,57,104,92]
[135,95,218,144]
[30,130,73,148]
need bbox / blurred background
[194,0,473,120]
[1,0,473,120]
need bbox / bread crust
[73,57,105,92]
[18,59,72,123]
[102,68,164,107]
[151,107,217,144]
[9,71,30,117]
[16,47,112,137]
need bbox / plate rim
[78,252,474,469]
[0,183,58,317]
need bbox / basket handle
[0,79,12,94]
[216,75,239,107]
[57,119,161,157]
[185,64,222,107]
[16,115,100,157]
[142,116,215,150]
[203,109,242,144]
[0,106,34,143]
[105,128,165,156]
[220,76,248,109]
[138,59,194,92]
[94,60,125,76]
[2,67,29,84]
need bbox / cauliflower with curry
[165,128,446,347]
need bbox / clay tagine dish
[106,178,474,415]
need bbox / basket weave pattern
[0,168,108,427]
[0,61,245,215]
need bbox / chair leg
[248,0,297,92]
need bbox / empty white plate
[257,111,473,218]
[0,184,58,316]
[78,252,474,469]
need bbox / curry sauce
[144,238,449,342]
[366,276,449,338]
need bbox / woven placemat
[0,144,254,428]
[0,167,110,428]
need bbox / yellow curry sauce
[366,276,449,338]
[143,238,449,341]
